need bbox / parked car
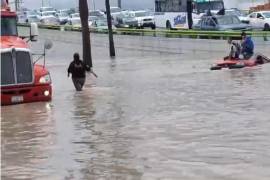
[92,18,116,31]
[225,9,249,24]
[129,10,156,29]
[88,16,99,27]
[56,12,69,25]
[115,11,138,28]
[89,10,105,18]
[26,15,40,24]
[39,6,56,13]
[247,11,270,31]
[69,17,95,28]
[57,9,73,16]
[68,13,80,25]
[193,15,251,31]
[107,7,124,23]
[25,10,39,23]
[37,11,56,20]
[40,16,59,25]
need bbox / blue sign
[174,15,186,26]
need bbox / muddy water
[1,28,270,179]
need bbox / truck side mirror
[30,23,38,41]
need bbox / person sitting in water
[241,32,254,59]
[224,38,241,60]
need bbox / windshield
[1,52,15,85]
[72,13,80,18]
[262,12,270,18]
[1,17,17,36]
[134,12,148,17]
[96,20,107,26]
[89,16,99,21]
[217,16,240,25]
[41,7,54,12]
[59,12,68,17]
[196,1,224,13]
[110,7,121,13]
[89,11,103,17]
[42,12,55,16]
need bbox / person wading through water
[68,53,90,91]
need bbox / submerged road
[1,28,270,179]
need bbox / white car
[68,13,80,25]
[129,11,156,29]
[40,16,59,25]
[89,10,105,18]
[247,11,270,31]
[225,9,249,24]
[39,6,56,13]
[37,11,56,20]
[69,16,97,28]
[56,12,69,25]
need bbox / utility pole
[79,0,93,68]
[105,0,115,57]
[187,0,193,29]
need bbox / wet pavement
[1,28,270,179]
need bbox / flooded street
[2,28,270,179]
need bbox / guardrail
[18,23,270,40]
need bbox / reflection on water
[2,31,270,179]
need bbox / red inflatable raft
[210,54,270,70]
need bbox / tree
[79,0,93,68]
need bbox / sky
[14,0,268,10]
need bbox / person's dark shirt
[68,60,90,78]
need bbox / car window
[249,13,256,18]
[232,16,240,24]
[134,12,148,17]
[257,13,263,18]
[206,18,216,26]
[201,18,207,26]
[262,12,270,18]
[217,16,233,25]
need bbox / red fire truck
[1,1,52,105]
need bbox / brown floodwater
[1,28,270,179]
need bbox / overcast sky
[18,0,268,10]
